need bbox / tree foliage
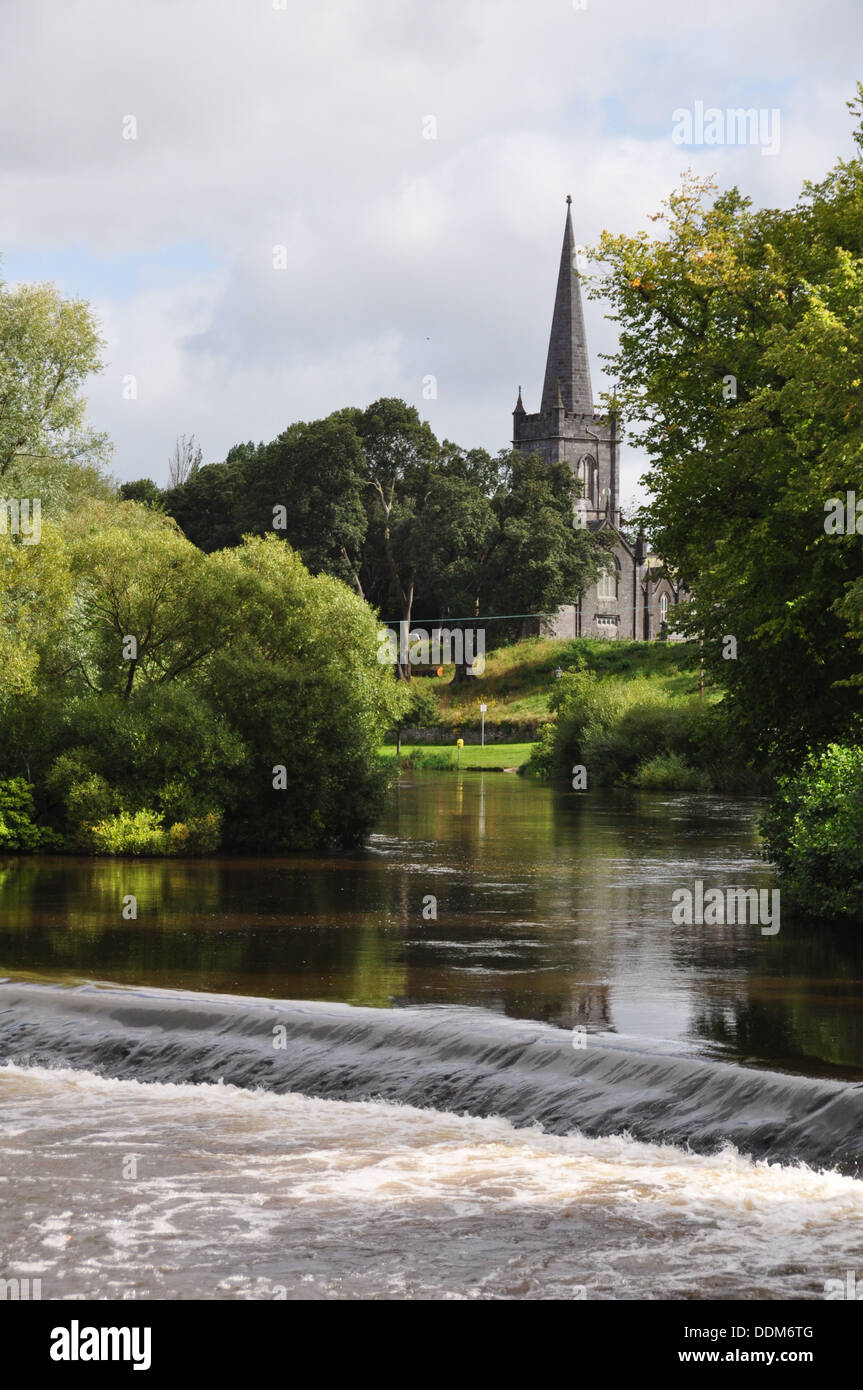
[0,274,109,478]
[588,87,863,766]
[158,397,607,667]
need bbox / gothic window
[578,454,596,504]
[660,593,669,626]
[597,559,618,600]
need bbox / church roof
[540,198,594,416]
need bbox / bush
[0,779,62,851]
[632,752,711,792]
[207,536,401,850]
[521,722,556,778]
[528,666,759,791]
[397,683,441,729]
[88,809,169,856]
[760,744,863,921]
[167,812,222,855]
[86,808,223,857]
[46,751,122,848]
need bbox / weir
[1,980,861,1174]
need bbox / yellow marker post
[456,737,464,770]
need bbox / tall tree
[589,89,863,766]
[0,276,109,477]
[167,432,202,488]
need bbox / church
[512,198,682,641]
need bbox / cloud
[0,0,859,491]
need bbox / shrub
[86,807,223,857]
[167,812,222,855]
[760,744,863,921]
[531,666,760,792]
[397,683,441,729]
[521,723,556,778]
[88,809,169,856]
[0,779,63,851]
[633,752,711,792]
[46,751,123,848]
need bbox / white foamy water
[0,1063,859,1300]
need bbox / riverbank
[379,743,535,770]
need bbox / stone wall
[386,722,544,745]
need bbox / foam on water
[1,1062,860,1301]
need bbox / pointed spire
[514,384,525,414]
[540,198,593,416]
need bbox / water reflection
[1,772,862,1078]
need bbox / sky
[0,0,860,502]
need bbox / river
[2,773,862,1299]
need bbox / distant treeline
[121,397,611,659]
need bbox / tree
[0,520,73,708]
[119,479,163,508]
[0,276,109,477]
[206,535,402,848]
[236,417,368,591]
[67,505,226,698]
[482,450,610,643]
[157,399,608,678]
[167,433,202,488]
[161,461,246,551]
[588,89,863,767]
[345,397,440,671]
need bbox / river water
[2,773,862,1300]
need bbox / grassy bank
[423,636,703,732]
[388,638,764,791]
[379,743,536,771]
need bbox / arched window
[578,454,596,504]
[597,560,618,600]
[659,593,669,626]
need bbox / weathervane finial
[566,194,572,206]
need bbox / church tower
[511,198,661,639]
[511,198,684,641]
[512,196,619,530]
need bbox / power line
[380,612,555,623]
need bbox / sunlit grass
[378,742,536,770]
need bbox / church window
[660,593,669,625]
[578,454,597,504]
[597,560,618,600]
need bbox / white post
[480,702,487,747]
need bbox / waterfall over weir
[1,980,861,1174]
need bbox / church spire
[540,196,593,416]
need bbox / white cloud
[0,0,859,488]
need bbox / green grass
[379,742,536,770]
[426,636,703,724]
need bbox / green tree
[161,461,246,551]
[119,479,163,508]
[482,450,609,643]
[237,417,368,591]
[0,275,110,477]
[207,534,402,849]
[589,90,863,766]
[66,505,227,698]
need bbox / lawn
[422,636,703,724]
[379,742,536,770]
